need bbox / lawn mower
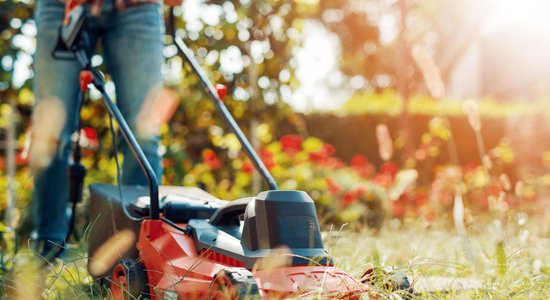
[55,3,411,299]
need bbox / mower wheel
[208,269,260,300]
[110,259,149,300]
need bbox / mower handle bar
[174,36,278,191]
[73,43,161,220]
[94,72,161,219]
[61,5,161,219]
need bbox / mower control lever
[175,35,278,190]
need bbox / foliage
[183,132,385,225]
[312,0,430,92]
[343,90,549,117]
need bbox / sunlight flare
[29,97,66,175]
[88,229,136,277]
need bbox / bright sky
[482,0,550,35]
[291,20,348,112]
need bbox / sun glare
[484,0,550,34]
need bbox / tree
[0,0,320,201]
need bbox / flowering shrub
[179,112,545,227]
[426,141,539,215]
[182,129,423,227]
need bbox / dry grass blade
[252,246,291,272]
[515,181,525,198]
[389,169,418,201]
[88,229,136,277]
[462,100,481,132]
[453,192,466,236]
[411,45,445,99]
[29,97,66,175]
[375,124,393,161]
[136,86,179,140]
[453,191,479,268]
[14,269,44,300]
[498,174,512,192]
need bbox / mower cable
[109,114,146,222]
[160,217,191,235]
[64,90,86,244]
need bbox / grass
[325,213,550,299]
[1,211,549,299]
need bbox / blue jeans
[33,0,164,242]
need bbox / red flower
[351,155,368,167]
[323,143,336,156]
[15,151,29,166]
[325,178,342,195]
[380,162,398,177]
[414,193,427,206]
[309,143,336,163]
[489,183,500,197]
[80,127,99,149]
[340,192,357,207]
[309,151,325,162]
[331,158,345,169]
[351,155,374,178]
[259,149,276,170]
[374,173,393,187]
[392,201,405,218]
[280,134,302,154]
[241,160,254,175]
[317,157,345,169]
[202,149,221,170]
[82,127,98,142]
[352,187,366,198]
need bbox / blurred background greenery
[1,0,550,236]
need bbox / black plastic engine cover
[241,190,324,251]
[190,190,332,269]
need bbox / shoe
[30,239,67,263]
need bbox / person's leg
[102,3,165,184]
[32,0,82,246]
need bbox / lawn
[327,214,550,299]
[2,210,548,299]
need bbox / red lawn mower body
[131,219,364,299]
[89,185,367,299]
